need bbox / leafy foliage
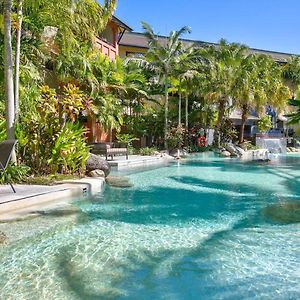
[0,164,30,184]
[286,99,300,125]
[166,126,184,150]
[48,122,90,174]
[139,147,158,156]
[258,115,273,132]
[16,85,90,174]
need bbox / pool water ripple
[0,153,299,299]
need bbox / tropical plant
[139,147,158,156]
[116,133,138,146]
[166,126,184,150]
[16,84,91,174]
[141,22,191,148]
[48,122,90,174]
[258,115,273,132]
[201,39,248,147]
[233,54,287,143]
[286,99,300,124]
[283,56,300,98]
[0,118,7,141]
[0,163,30,184]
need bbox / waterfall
[257,138,287,154]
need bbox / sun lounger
[90,142,128,160]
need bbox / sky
[114,0,300,54]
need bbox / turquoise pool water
[0,153,299,299]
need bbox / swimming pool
[0,153,299,299]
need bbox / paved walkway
[0,185,67,204]
[0,178,104,222]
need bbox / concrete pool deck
[0,155,174,222]
[106,154,173,169]
[0,178,105,222]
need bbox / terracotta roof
[120,32,294,63]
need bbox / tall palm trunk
[185,93,188,129]
[4,0,16,160]
[213,98,226,148]
[239,105,248,144]
[178,90,182,127]
[14,0,23,121]
[164,77,169,149]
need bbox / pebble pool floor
[0,153,299,300]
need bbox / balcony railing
[95,37,117,60]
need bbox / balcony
[95,37,117,61]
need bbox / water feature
[0,153,299,299]
[256,136,287,154]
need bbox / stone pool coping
[0,178,105,222]
[106,154,173,169]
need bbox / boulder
[261,202,300,225]
[169,149,188,158]
[88,169,105,178]
[86,153,111,177]
[220,150,231,157]
[225,144,238,156]
[105,176,133,188]
[0,231,7,245]
[234,145,245,156]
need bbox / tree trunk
[178,91,182,127]
[239,106,248,144]
[164,78,169,149]
[185,93,188,129]
[4,0,16,162]
[213,98,226,148]
[14,0,23,121]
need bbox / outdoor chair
[0,139,18,193]
[90,142,128,160]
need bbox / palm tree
[234,54,290,143]
[141,22,191,148]
[283,55,300,99]
[202,39,247,147]
[14,0,117,120]
[286,98,300,124]
[3,0,15,151]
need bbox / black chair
[0,140,17,193]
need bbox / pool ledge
[0,177,105,222]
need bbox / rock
[225,144,238,156]
[106,176,133,188]
[162,153,175,160]
[261,202,300,225]
[0,231,8,245]
[88,169,105,178]
[36,206,81,217]
[86,153,111,177]
[169,149,188,158]
[220,150,231,157]
[234,145,245,156]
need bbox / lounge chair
[0,140,18,193]
[90,142,128,160]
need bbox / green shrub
[116,133,138,146]
[0,164,30,184]
[0,118,6,142]
[258,115,272,133]
[16,84,93,175]
[48,122,90,174]
[166,126,184,150]
[139,147,158,156]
